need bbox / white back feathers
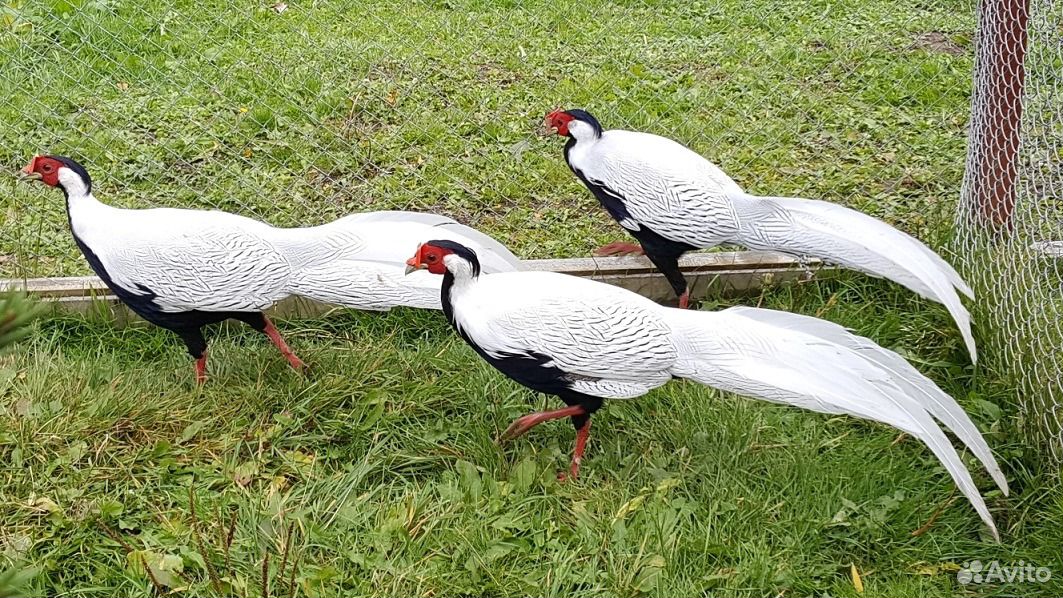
[54,161,518,314]
[555,110,978,361]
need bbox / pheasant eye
[42,164,53,171]
[426,253,438,263]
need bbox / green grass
[2,0,1061,595]
[1,279,1061,597]
[1,0,974,276]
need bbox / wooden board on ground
[0,251,832,323]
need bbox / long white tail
[665,305,1002,540]
[332,211,521,273]
[284,211,520,311]
[290,261,444,310]
[744,196,976,362]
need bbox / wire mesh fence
[956,0,1063,467]
[1,0,975,281]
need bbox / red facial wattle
[407,245,451,275]
[545,110,573,137]
[23,155,61,187]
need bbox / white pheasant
[407,239,1006,540]
[545,109,977,362]
[21,155,519,382]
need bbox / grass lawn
[3,0,974,276]
[2,0,1061,596]
[2,279,1061,597]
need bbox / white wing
[450,271,676,398]
[90,209,291,312]
[573,130,744,246]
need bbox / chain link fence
[2,0,974,280]
[957,0,1063,466]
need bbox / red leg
[594,241,645,257]
[500,405,587,441]
[194,353,208,384]
[558,418,592,482]
[262,315,307,372]
[677,290,690,309]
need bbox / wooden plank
[1,275,110,297]
[528,252,828,303]
[0,251,833,322]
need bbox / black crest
[49,155,93,194]
[564,109,604,138]
[426,239,481,277]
